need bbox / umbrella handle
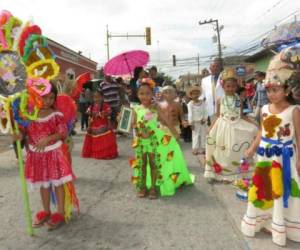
[123,54,132,77]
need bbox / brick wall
[47,38,97,79]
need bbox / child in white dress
[204,68,258,182]
[241,46,300,247]
[187,86,207,155]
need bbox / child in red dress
[82,90,118,159]
[19,85,76,230]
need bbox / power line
[227,9,300,54]
[246,0,286,27]
[222,1,294,51]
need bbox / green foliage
[158,71,175,86]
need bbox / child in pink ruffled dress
[16,85,76,230]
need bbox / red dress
[82,103,118,159]
[25,112,75,188]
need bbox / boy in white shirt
[187,86,208,155]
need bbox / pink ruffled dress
[25,111,75,188]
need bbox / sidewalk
[197,154,299,250]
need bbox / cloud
[2,0,299,78]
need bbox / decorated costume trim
[0,95,11,133]
[35,111,64,122]
[18,25,42,56]
[250,136,296,209]
[27,77,51,96]
[3,16,22,50]
[26,59,59,80]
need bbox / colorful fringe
[49,182,80,222]
[64,182,80,222]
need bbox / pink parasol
[104,50,149,76]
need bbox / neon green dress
[130,105,194,196]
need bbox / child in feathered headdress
[241,44,300,247]
[13,82,79,230]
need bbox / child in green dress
[130,79,194,199]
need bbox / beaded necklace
[222,94,240,115]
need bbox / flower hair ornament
[141,78,156,89]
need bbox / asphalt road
[0,132,298,250]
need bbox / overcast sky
[2,0,300,78]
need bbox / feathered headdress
[264,43,300,87]
[0,10,60,97]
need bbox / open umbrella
[261,21,300,48]
[104,50,149,76]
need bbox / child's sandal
[138,188,147,198]
[33,211,51,228]
[47,213,65,231]
[149,188,157,199]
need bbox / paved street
[0,132,299,250]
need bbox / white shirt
[187,100,208,124]
[201,75,224,116]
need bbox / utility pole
[106,25,110,60]
[197,53,200,85]
[197,53,200,75]
[198,19,223,68]
[157,40,160,71]
[105,26,151,61]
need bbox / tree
[158,71,175,86]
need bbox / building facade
[176,73,202,91]
[245,48,275,72]
[47,38,98,80]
